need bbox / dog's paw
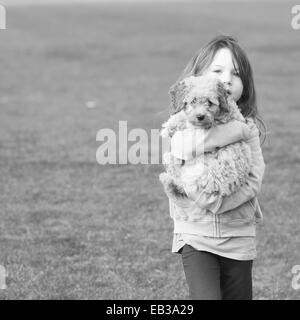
[159,172,169,184]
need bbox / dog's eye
[207,100,213,107]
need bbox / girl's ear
[169,80,188,114]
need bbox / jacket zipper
[213,213,217,237]
[215,213,219,237]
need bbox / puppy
[159,75,251,203]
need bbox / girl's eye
[213,70,221,74]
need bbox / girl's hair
[169,34,266,144]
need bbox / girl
[167,35,266,300]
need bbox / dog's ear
[209,96,219,106]
[169,80,188,114]
[216,81,229,111]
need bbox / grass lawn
[0,1,299,299]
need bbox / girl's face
[203,48,243,102]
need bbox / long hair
[169,35,267,144]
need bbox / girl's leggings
[180,244,253,300]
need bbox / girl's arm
[171,120,251,161]
[187,122,266,213]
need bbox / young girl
[168,35,266,300]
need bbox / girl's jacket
[169,119,266,238]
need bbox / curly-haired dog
[159,75,252,202]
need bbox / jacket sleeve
[171,120,251,161]
[188,121,266,214]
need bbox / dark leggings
[180,244,253,300]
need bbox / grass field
[0,1,299,299]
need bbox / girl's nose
[220,71,232,85]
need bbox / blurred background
[0,0,299,299]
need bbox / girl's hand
[244,117,258,140]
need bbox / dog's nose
[197,115,205,121]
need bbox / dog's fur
[159,75,252,203]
